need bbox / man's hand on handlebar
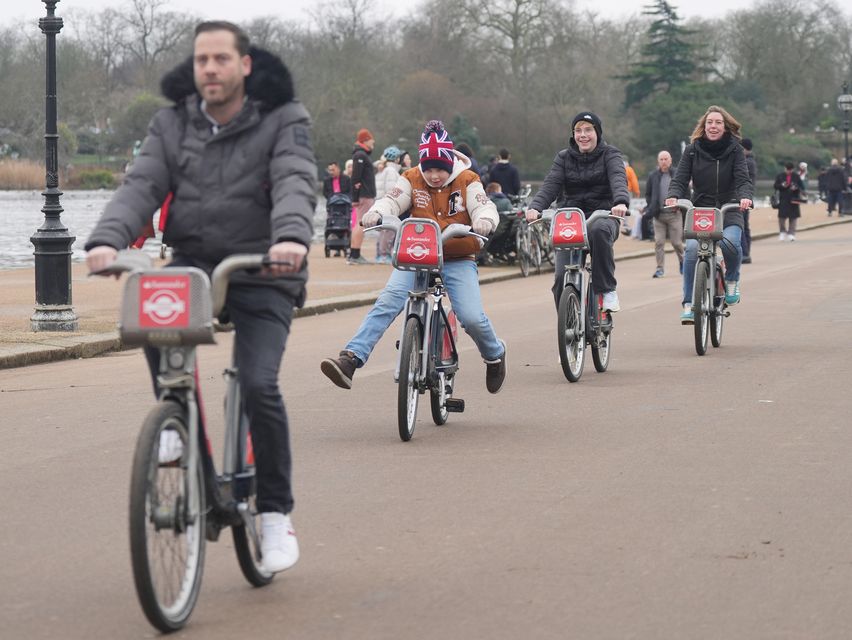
[86,246,118,275]
[362,210,381,228]
[525,208,540,223]
[266,241,307,275]
[664,197,677,208]
[739,198,752,211]
[611,204,628,218]
[472,218,494,236]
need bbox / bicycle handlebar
[364,216,489,247]
[89,250,291,318]
[665,199,750,215]
[530,208,628,226]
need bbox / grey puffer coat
[86,48,317,305]
[529,141,630,216]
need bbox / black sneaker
[484,340,507,394]
[320,350,360,389]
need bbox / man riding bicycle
[525,112,629,311]
[320,120,507,394]
[85,21,316,574]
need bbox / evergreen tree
[621,0,698,108]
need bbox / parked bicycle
[533,208,623,382]
[365,217,487,441]
[669,199,742,356]
[93,251,290,632]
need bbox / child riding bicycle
[320,120,507,394]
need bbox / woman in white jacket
[374,146,403,263]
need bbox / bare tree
[122,0,193,89]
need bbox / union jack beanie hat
[418,120,455,172]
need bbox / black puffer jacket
[529,141,629,216]
[668,134,753,229]
[86,48,317,304]
[351,145,376,200]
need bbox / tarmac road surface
[2,223,852,639]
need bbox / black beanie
[571,112,603,141]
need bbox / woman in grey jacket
[525,112,629,312]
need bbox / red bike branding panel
[685,207,723,239]
[394,219,443,271]
[139,275,191,328]
[441,310,458,361]
[552,209,588,249]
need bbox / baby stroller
[324,192,352,257]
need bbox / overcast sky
[2,0,771,29]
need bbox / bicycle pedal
[445,398,465,413]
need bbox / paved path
[1,203,848,368]
[1,221,852,638]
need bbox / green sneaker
[680,304,694,325]
[724,281,740,305]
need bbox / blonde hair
[690,105,742,142]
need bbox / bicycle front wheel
[398,317,422,441]
[557,287,585,382]
[129,400,206,633]
[710,264,725,348]
[693,262,710,356]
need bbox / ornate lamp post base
[31,307,79,332]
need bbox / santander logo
[142,290,187,325]
[407,242,430,261]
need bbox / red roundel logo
[139,275,190,328]
[696,216,712,230]
[407,242,430,261]
[559,224,579,240]
[143,290,186,325]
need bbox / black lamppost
[31,0,78,331]
[839,82,852,163]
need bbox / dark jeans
[552,216,620,307]
[741,209,751,258]
[146,267,296,515]
[827,190,843,214]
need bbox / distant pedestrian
[773,162,803,241]
[322,161,351,200]
[489,148,521,196]
[645,150,683,278]
[374,145,403,263]
[399,150,412,170]
[825,158,846,217]
[456,142,481,176]
[348,128,377,265]
[740,138,757,263]
[798,161,809,197]
[485,181,512,213]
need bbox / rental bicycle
[365,217,487,441]
[94,251,289,632]
[670,199,742,356]
[534,208,622,382]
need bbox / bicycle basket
[551,208,589,250]
[684,207,723,240]
[392,218,443,273]
[119,267,216,346]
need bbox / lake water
[0,190,330,270]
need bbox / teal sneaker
[680,304,694,325]
[724,281,740,305]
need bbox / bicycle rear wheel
[398,317,422,441]
[557,287,585,382]
[129,400,205,632]
[693,262,710,356]
[710,264,725,348]
[516,227,531,277]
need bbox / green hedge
[76,169,116,190]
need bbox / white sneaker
[601,291,620,313]
[261,512,299,573]
[788,234,796,242]
[158,429,183,464]
[779,232,787,241]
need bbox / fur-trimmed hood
[160,46,295,111]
